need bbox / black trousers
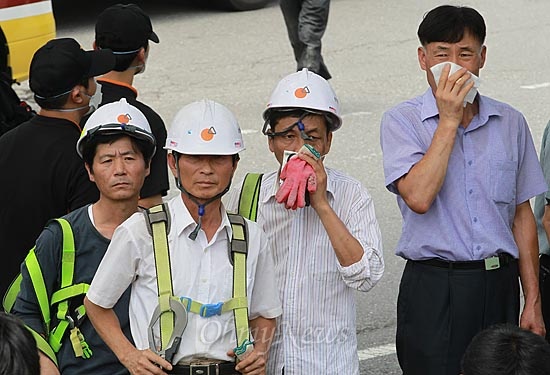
[279,0,331,79]
[396,259,520,375]
[540,254,550,343]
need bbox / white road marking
[342,111,373,118]
[520,82,550,89]
[358,343,396,360]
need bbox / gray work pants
[280,0,331,79]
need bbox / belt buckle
[484,256,500,271]
[190,364,218,375]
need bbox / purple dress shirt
[380,89,546,261]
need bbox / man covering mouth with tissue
[380,5,546,375]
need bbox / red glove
[275,156,317,210]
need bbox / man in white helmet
[84,100,282,375]
[226,68,384,374]
[12,98,156,375]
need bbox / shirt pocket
[490,159,517,204]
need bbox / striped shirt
[226,167,384,374]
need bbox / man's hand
[39,351,60,375]
[275,156,316,209]
[120,348,173,375]
[520,299,546,337]
[228,348,267,375]
[434,63,474,127]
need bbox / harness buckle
[180,296,193,312]
[199,302,223,318]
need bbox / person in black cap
[89,3,169,209]
[0,38,115,299]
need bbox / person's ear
[85,162,95,182]
[418,46,428,71]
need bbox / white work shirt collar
[171,194,233,243]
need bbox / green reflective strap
[55,219,75,324]
[238,173,262,222]
[179,297,202,315]
[3,273,22,312]
[227,215,250,347]
[233,252,249,346]
[49,320,69,352]
[178,297,247,316]
[221,297,248,313]
[58,218,75,287]
[149,204,174,349]
[50,283,89,306]
[26,249,51,333]
[28,327,58,366]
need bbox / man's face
[87,136,149,202]
[418,31,487,92]
[169,153,237,202]
[268,114,333,166]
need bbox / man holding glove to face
[226,68,384,374]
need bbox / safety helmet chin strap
[173,153,232,241]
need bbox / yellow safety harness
[144,203,253,364]
[238,173,263,222]
[3,218,93,367]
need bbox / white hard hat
[165,99,245,155]
[77,98,156,158]
[263,68,342,131]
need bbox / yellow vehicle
[0,0,56,82]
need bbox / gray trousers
[280,0,331,79]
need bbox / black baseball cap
[95,3,159,52]
[30,38,116,99]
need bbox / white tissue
[430,61,481,106]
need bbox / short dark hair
[82,133,154,172]
[418,5,486,46]
[0,312,40,375]
[111,43,148,72]
[461,324,550,375]
[35,77,90,110]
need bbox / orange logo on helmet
[117,113,131,124]
[294,86,310,99]
[201,127,217,141]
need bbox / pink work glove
[275,156,317,210]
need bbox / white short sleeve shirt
[87,195,282,363]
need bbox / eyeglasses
[262,113,313,141]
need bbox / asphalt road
[17,0,550,373]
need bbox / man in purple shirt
[380,5,547,375]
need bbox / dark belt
[541,253,550,269]
[414,253,516,270]
[169,362,238,375]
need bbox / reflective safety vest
[144,203,255,364]
[3,218,92,367]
